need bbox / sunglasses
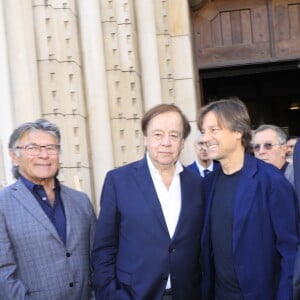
[251,143,282,152]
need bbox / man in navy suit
[199,98,298,300]
[292,140,300,299]
[92,104,204,300]
[187,130,218,177]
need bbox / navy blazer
[293,140,300,211]
[92,157,204,300]
[201,154,298,300]
[293,140,300,299]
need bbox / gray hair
[9,119,61,178]
[253,124,287,144]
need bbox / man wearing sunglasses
[251,124,294,187]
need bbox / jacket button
[66,252,71,257]
[69,282,74,287]
[168,247,174,253]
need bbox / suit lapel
[191,162,200,175]
[60,187,71,245]
[201,167,221,246]
[201,156,257,250]
[11,180,63,244]
[133,158,169,233]
[233,154,258,252]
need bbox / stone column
[77,0,114,210]
[4,0,41,123]
[134,0,162,110]
[0,0,18,185]
[168,0,200,164]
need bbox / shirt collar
[195,160,213,173]
[146,152,183,176]
[20,175,61,192]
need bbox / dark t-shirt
[211,169,243,300]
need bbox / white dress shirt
[146,153,183,289]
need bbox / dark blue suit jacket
[201,154,298,300]
[92,157,204,300]
[293,141,300,213]
[293,140,300,299]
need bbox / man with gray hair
[251,124,294,186]
[0,119,96,300]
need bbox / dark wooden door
[192,0,300,69]
[273,0,300,58]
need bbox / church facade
[2,0,299,209]
[0,0,204,209]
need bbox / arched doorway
[191,0,300,135]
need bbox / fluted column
[134,0,162,110]
[0,0,14,186]
[4,0,41,123]
[77,0,114,210]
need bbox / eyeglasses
[15,144,60,156]
[251,143,282,152]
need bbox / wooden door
[192,0,300,69]
[272,0,300,58]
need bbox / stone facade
[0,0,202,210]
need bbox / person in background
[199,98,298,300]
[187,130,219,177]
[0,119,96,300]
[92,104,204,300]
[286,136,299,164]
[251,124,294,186]
[292,139,300,299]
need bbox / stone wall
[0,0,201,210]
